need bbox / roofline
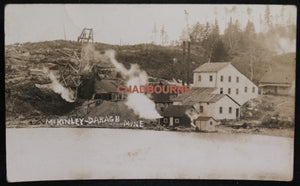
[225,94,241,106]
[193,62,231,73]
[195,116,217,121]
[259,82,292,86]
[173,94,225,103]
[228,63,258,87]
[193,71,218,73]
[154,100,173,103]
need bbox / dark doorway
[236,108,239,118]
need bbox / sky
[5,4,297,45]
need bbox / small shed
[161,105,193,127]
[194,116,217,132]
[94,79,125,101]
[259,71,295,96]
[152,92,173,114]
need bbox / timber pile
[85,101,140,122]
[241,95,294,127]
[5,40,83,123]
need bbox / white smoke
[105,50,161,119]
[264,34,296,55]
[37,67,75,103]
[275,37,296,54]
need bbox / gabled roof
[195,116,216,121]
[162,105,191,117]
[172,87,224,104]
[259,71,295,84]
[193,62,231,73]
[151,93,173,103]
[172,87,240,106]
[94,79,118,93]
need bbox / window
[252,87,255,93]
[236,88,239,95]
[228,76,231,82]
[220,88,223,94]
[228,88,231,94]
[200,106,203,113]
[198,75,201,81]
[175,118,179,123]
[163,118,168,123]
[210,121,213,125]
[229,107,232,114]
[209,75,213,82]
[219,107,223,114]
[220,75,224,82]
[244,86,248,93]
[236,76,239,83]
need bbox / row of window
[163,118,179,123]
[220,87,255,94]
[219,107,233,114]
[163,118,214,125]
[198,75,240,83]
[198,106,235,114]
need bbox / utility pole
[182,41,186,85]
[187,41,191,85]
[152,23,158,44]
[184,10,190,40]
[160,25,165,46]
[63,24,66,40]
[184,10,191,85]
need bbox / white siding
[193,64,258,105]
[181,96,240,121]
[193,72,217,87]
[195,118,216,131]
[213,96,240,120]
[192,102,215,118]
[217,65,258,105]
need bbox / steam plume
[36,67,75,103]
[105,50,161,119]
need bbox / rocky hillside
[5,40,296,126]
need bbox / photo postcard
[5,4,296,182]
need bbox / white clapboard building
[173,87,241,120]
[193,62,258,105]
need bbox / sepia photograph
[5,4,296,182]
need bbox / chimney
[182,41,186,85]
[187,41,191,85]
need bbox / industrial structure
[259,71,295,96]
[77,28,94,43]
[193,62,258,105]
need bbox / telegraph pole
[182,41,186,86]
[184,10,191,85]
[187,41,190,85]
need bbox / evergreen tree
[211,39,229,62]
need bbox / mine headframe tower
[77,28,94,43]
[58,28,95,100]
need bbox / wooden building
[161,105,194,127]
[93,79,126,101]
[172,87,241,120]
[195,116,217,132]
[259,71,295,96]
[151,92,173,114]
[193,62,258,105]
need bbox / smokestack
[187,41,191,85]
[182,41,186,85]
[63,24,66,40]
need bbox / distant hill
[5,40,296,123]
[6,40,295,85]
